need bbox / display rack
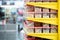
[24,0,59,40]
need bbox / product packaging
[43,14,49,18]
[50,9,57,13]
[42,0,49,2]
[50,14,56,18]
[27,13,34,18]
[30,0,35,2]
[51,25,57,33]
[26,20,34,27]
[27,28,34,33]
[26,6,35,12]
[35,7,42,13]
[35,14,42,18]
[43,24,49,33]
[49,0,57,2]
[43,8,49,13]
[35,0,42,2]
[35,28,42,33]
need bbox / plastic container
[43,8,49,13]
[35,28,42,33]
[27,28,34,33]
[34,22,40,27]
[50,9,57,13]
[51,25,57,33]
[35,0,42,2]
[27,13,34,18]
[26,20,34,27]
[30,0,35,2]
[49,0,57,2]
[35,14,42,18]
[50,14,56,18]
[35,7,42,13]
[24,0,30,2]
[43,24,49,33]
[42,0,49,2]
[27,36,35,40]
[26,5,35,12]
[43,14,49,18]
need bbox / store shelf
[27,33,58,40]
[26,2,58,10]
[26,17,58,25]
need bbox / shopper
[17,8,25,40]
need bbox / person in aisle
[17,8,25,40]
[0,7,5,20]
